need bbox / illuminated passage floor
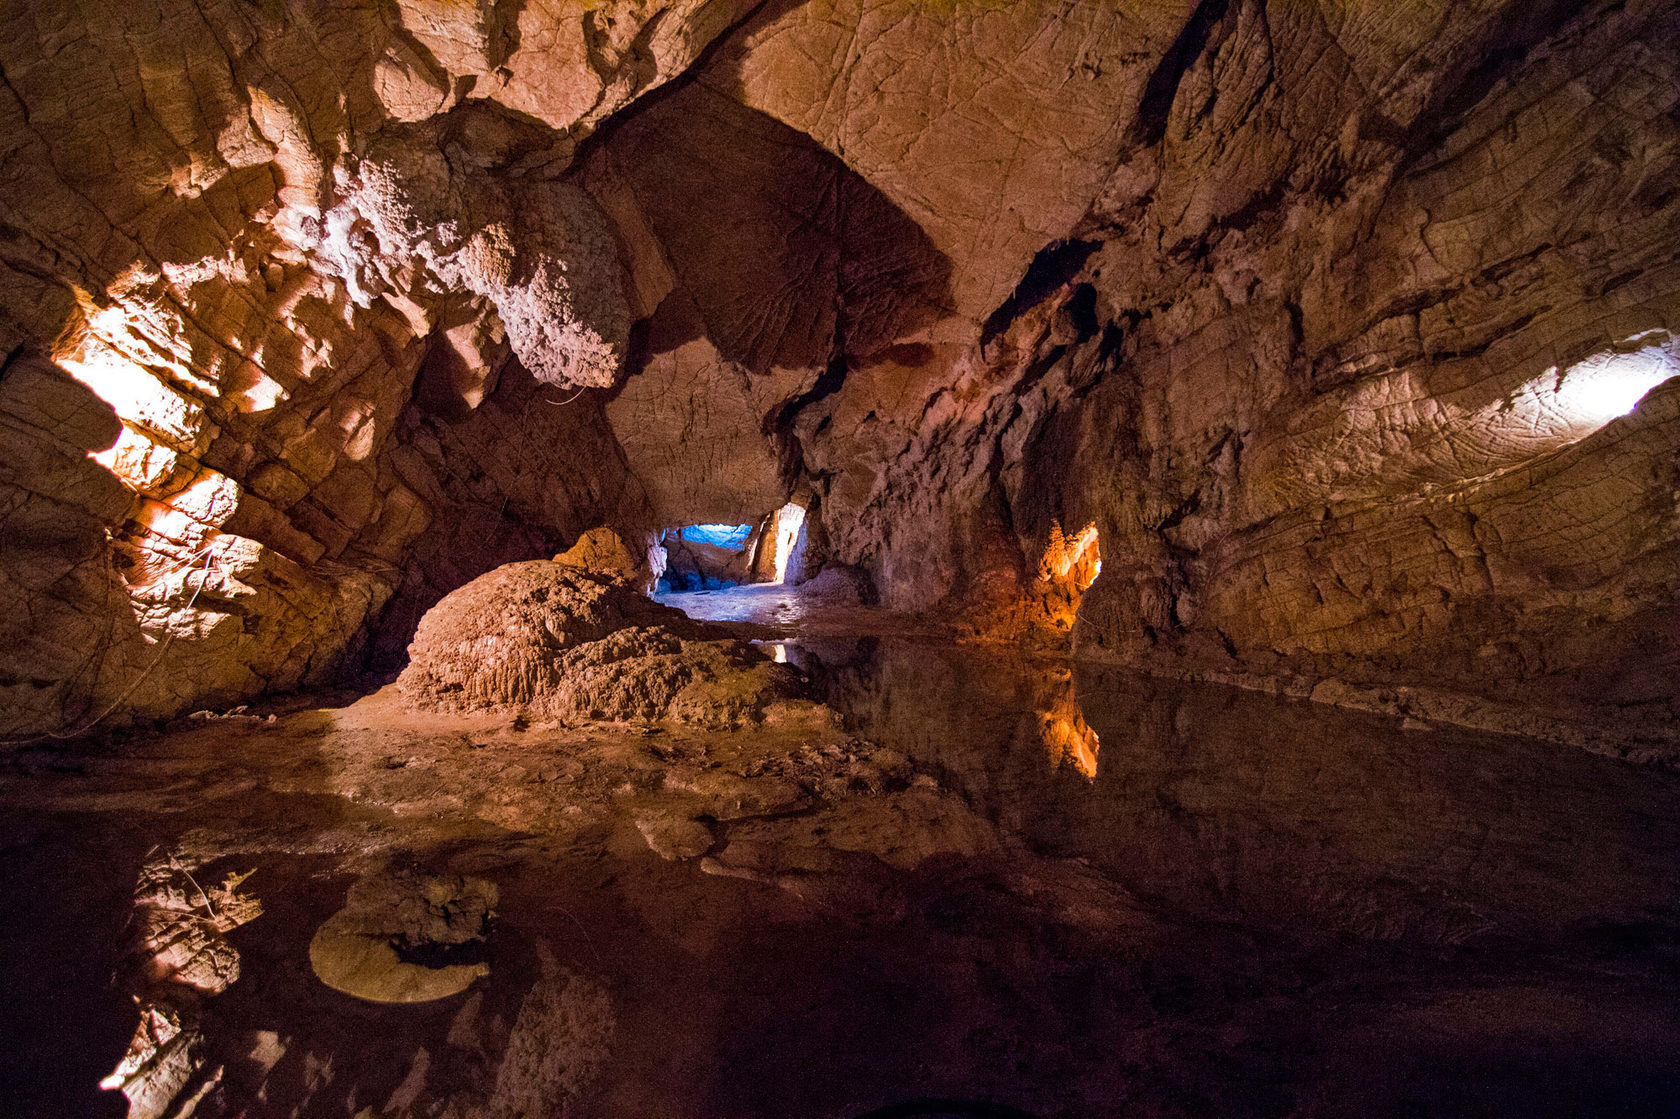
[4,625,1680,1117]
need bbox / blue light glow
[681,523,753,549]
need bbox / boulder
[397,561,802,724]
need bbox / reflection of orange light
[1041,695,1099,779]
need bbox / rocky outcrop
[554,525,663,593]
[0,0,1675,746]
[397,561,802,724]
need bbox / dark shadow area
[0,698,360,1117]
[364,357,634,672]
[856,1100,1039,1118]
[1130,0,1233,146]
[0,812,149,1118]
[593,80,952,377]
[1398,0,1589,173]
[768,636,1680,1112]
[979,240,1101,348]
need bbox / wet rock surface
[309,870,496,1004]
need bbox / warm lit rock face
[398,562,802,724]
[1,0,1677,743]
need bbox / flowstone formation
[398,561,802,725]
[0,0,1675,748]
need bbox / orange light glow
[1039,522,1101,589]
[1036,521,1102,630]
[53,301,207,493]
[1040,694,1100,779]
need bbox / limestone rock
[0,0,1676,748]
[397,562,801,724]
[555,527,658,592]
[635,813,715,861]
[310,137,630,390]
[484,948,614,1119]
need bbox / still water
[782,635,1680,945]
[1,631,1677,1118]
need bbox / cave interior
[1,1,1679,1116]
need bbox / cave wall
[0,0,1676,741]
[1050,0,1680,732]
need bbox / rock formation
[554,525,663,592]
[103,854,262,1119]
[0,0,1675,748]
[397,561,802,724]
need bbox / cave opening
[657,522,755,592]
[655,500,812,593]
[1545,345,1679,427]
[3,2,1680,1116]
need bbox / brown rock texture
[0,0,1674,746]
[554,525,662,592]
[309,871,497,1004]
[104,854,262,1119]
[397,561,801,724]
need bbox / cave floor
[3,597,1680,1118]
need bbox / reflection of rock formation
[807,639,1680,944]
[802,639,1103,838]
[310,870,496,1004]
[484,947,615,1119]
[103,854,261,1119]
[1038,676,1100,780]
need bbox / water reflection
[1038,686,1099,779]
[785,637,1680,945]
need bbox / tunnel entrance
[657,502,814,593]
[659,523,756,592]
